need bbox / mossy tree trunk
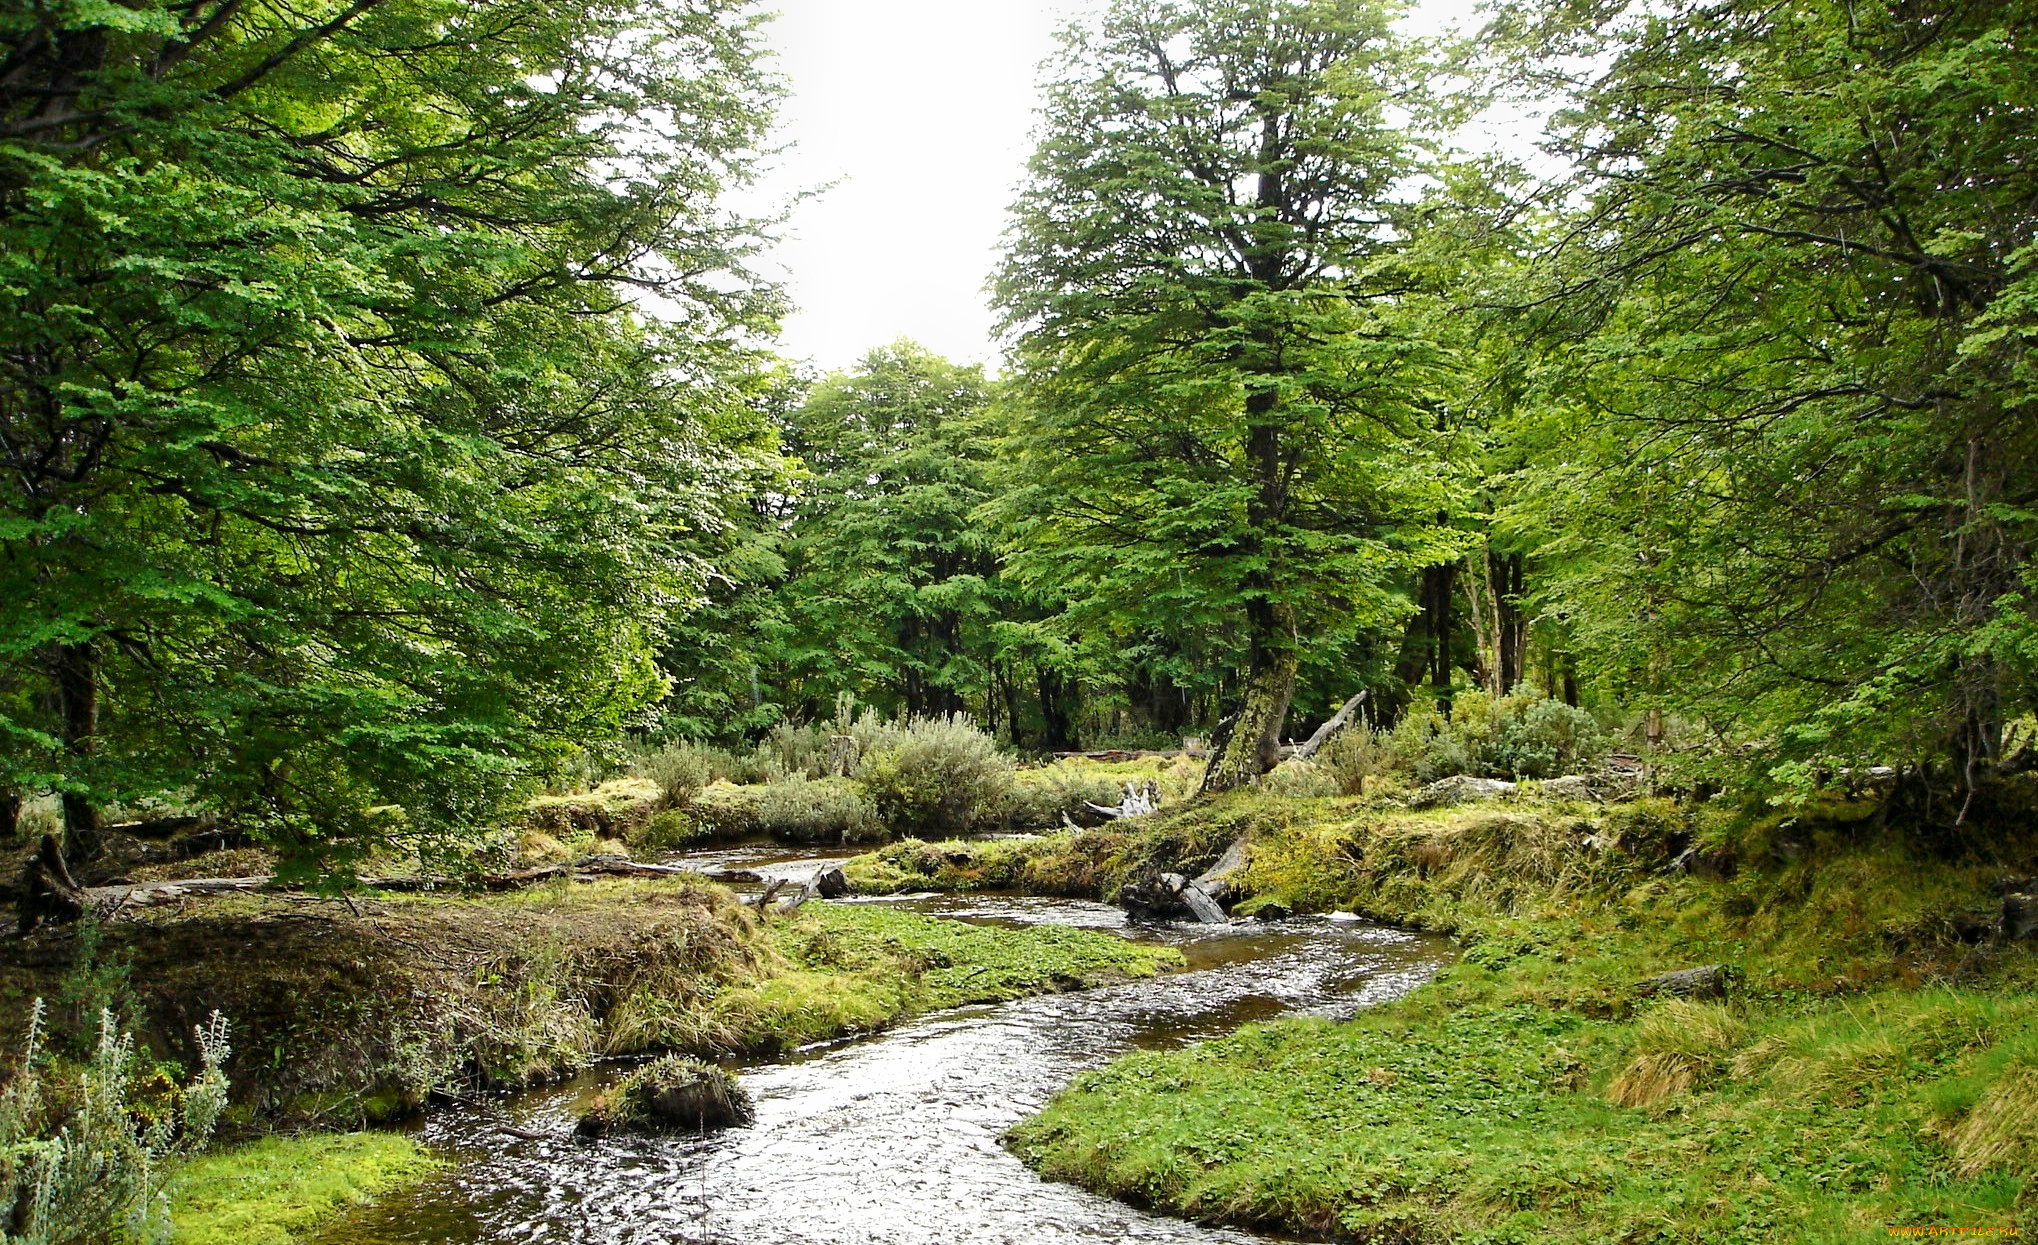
[1200,602,1298,795]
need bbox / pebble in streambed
[317,875,1446,1245]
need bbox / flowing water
[315,839,1451,1245]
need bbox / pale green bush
[626,742,719,806]
[854,713,1014,836]
[688,776,879,844]
[0,1001,230,1245]
[1003,764,1125,828]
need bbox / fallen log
[1291,691,1367,762]
[1636,964,1736,1000]
[106,814,216,841]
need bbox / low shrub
[638,809,707,852]
[0,1001,231,1245]
[1003,763,1126,828]
[854,713,1014,836]
[625,743,718,806]
[687,777,879,844]
[1385,688,1609,782]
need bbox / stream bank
[306,883,1449,1245]
[910,791,2038,1240]
[0,839,1174,1133]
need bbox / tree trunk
[1199,602,1298,794]
[1036,666,1076,750]
[1423,560,1455,711]
[52,641,102,865]
[1497,552,1525,695]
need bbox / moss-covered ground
[165,1132,439,1245]
[847,791,2038,1241]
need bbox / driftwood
[773,865,850,915]
[1291,691,1368,762]
[1085,781,1160,821]
[18,835,86,933]
[1191,840,1249,905]
[1119,869,1228,925]
[749,878,789,913]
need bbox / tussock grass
[1606,999,1749,1109]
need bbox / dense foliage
[0,0,782,868]
[1495,0,2038,817]
[5,0,2035,869]
[994,0,1461,790]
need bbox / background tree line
[7,0,2034,876]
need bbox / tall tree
[772,342,1006,721]
[994,0,1458,790]
[1498,0,2038,819]
[0,0,782,872]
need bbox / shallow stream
[314,839,1451,1245]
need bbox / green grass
[973,791,2038,1241]
[1011,994,2035,1242]
[166,1132,439,1245]
[703,901,1182,1052]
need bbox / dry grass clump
[1607,1000,1750,1110]
[1944,1064,2038,1176]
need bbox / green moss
[525,777,664,839]
[166,1132,439,1245]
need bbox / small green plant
[0,1000,231,1245]
[53,922,143,1059]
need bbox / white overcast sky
[749,0,1491,375]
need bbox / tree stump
[17,834,86,933]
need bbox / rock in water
[1406,775,1518,810]
[814,865,849,899]
[576,1055,753,1138]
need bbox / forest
[0,0,2034,1242]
